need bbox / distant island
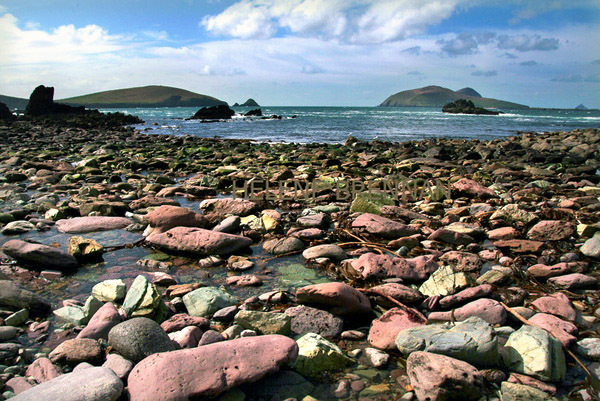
[57,85,227,108]
[232,98,260,107]
[0,94,29,110]
[379,85,529,109]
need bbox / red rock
[487,227,518,241]
[451,178,497,199]
[428,228,474,245]
[146,227,252,256]
[494,240,544,253]
[127,335,298,400]
[547,273,597,290]
[351,213,418,239]
[530,292,577,321]
[407,351,484,401]
[438,284,493,309]
[160,313,210,333]
[429,298,506,325]
[529,313,578,348]
[388,236,420,249]
[296,282,371,316]
[348,252,437,281]
[48,338,103,366]
[199,198,258,217]
[527,263,569,280]
[2,240,78,271]
[226,275,263,287]
[527,220,574,241]
[4,377,35,394]
[143,205,208,235]
[439,251,482,272]
[77,302,122,340]
[507,373,557,394]
[25,357,63,383]
[168,326,203,348]
[290,228,325,240]
[55,216,132,233]
[367,307,427,350]
[129,195,179,210]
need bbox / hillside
[0,95,29,110]
[379,85,528,109]
[59,85,227,108]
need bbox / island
[442,99,501,115]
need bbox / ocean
[102,106,600,143]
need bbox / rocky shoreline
[0,115,599,401]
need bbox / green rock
[293,333,354,378]
[353,368,381,380]
[53,306,87,326]
[182,287,236,317]
[0,212,15,224]
[359,384,391,397]
[122,275,161,318]
[350,192,395,215]
[234,310,291,335]
[277,262,330,287]
[92,279,126,302]
[5,308,29,326]
[83,296,103,320]
[500,381,551,401]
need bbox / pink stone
[199,198,258,217]
[127,335,298,400]
[530,292,577,321]
[351,213,418,239]
[529,313,578,348]
[487,227,518,241]
[160,313,210,333]
[348,252,437,281]
[438,284,493,309]
[547,273,598,290]
[25,357,63,383]
[4,377,35,394]
[143,205,208,236]
[527,263,569,280]
[494,240,544,253]
[369,283,423,306]
[168,326,203,348]
[146,227,252,256]
[77,302,122,340]
[429,298,506,326]
[451,178,497,199]
[226,275,263,287]
[428,228,474,245]
[367,307,427,350]
[55,216,133,233]
[296,282,371,316]
[129,195,179,210]
[527,220,574,241]
[508,373,557,395]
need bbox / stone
[395,317,500,368]
[4,377,35,395]
[302,244,347,261]
[108,317,175,363]
[364,347,390,368]
[547,273,597,290]
[183,287,237,317]
[529,313,577,348]
[122,275,161,318]
[49,338,103,366]
[199,198,258,216]
[160,313,210,333]
[581,233,600,258]
[488,226,519,240]
[407,351,484,401]
[438,284,493,309]
[352,213,418,239]
[350,192,395,215]
[428,298,507,326]
[419,265,473,297]
[501,325,566,382]
[263,237,305,255]
[500,381,552,401]
[2,240,78,271]
[11,366,123,401]
[490,204,538,225]
[213,306,239,322]
[296,282,371,316]
[0,280,51,316]
[226,274,262,287]
[0,326,19,340]
[234,310,291,335]
[169,325,203,348]
[494,239,545,254]
[506,373,557,395]
[530,292,576,321]
[285,305,344,338]
[293,333,354,378]
[576,338,600,361]
[198,330,226,346]
[347,252,438,281]
[127,335,298,400]
[53,305,87,326]
[129,195,180,210]
[439,251,482,272]
[102,353,133,381]
[368,307,427,350]
[92,280,126,302]
[25,357,62,383]
[143,205,208,236]
[55,216,132,233]
[369,283,423,306]
[527,220,574,241]
[451,177,497,198]
[242,370,314,401]
[297,213,329,229]
[5,308,28,326]
[68,236,103,261]
[77,302,122,340]
[190,104,235,120]
[428,228,474,245]
[213,215,241,233]
[146,227,252,256]
[527,263,569,280]
[1,220,36,235]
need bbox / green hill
[0,95,29,110]
[379,85,528,109]
[59,85,228,108]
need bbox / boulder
[442,98,500,115]
[0,101,16,122]
[296,282,371,316]
[11,366,123,401]
[127,335,298,400]
[2,240,78,271]
[284,305,344,338]
[146,227,252,256]
[92,280,126,303]
[108,317,175,363]
[351,213,418,239]
[1,220,36,235]
[48,338,103,366]
[0,280,51,316]
[190,105,235,120]
[407,351,484,401]
[55,216,132,233]
[68,236,103,261]
[292,333,354,378]
[368,307,427,350]
[102,354,134,381]
[182,287,237,317]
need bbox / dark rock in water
[0,102,16,122]
[25,85,87,117]
[241,98,260,107]
[0,280,52,316]
[232,102,240,107]
[245,108,262,117]
[442,99,501,115]
[575,104,588,110]
[190,105,235,120]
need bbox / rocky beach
[0,102,600,401]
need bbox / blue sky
[1,0,599,107]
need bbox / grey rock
[285,305,344,338]
[500,381,551,401]
[302,244,347,261]
[108,317,175,362]
[102,354,134,381]
[183,287,237,317]
[576,338,600,361]
[581,233,600,258]
[234,310,291,335]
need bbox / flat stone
[369,283,423,306]
[55,216,132,233]
[547,273,597,290]
[199,198,258,217]
[368,307,427,350]
[451,178,497,199]
[263,237,304,255]
[529,313,577,348]
[297,213,329,229]
[11,366,123,401]
[576,338,600,361]
[490,204,538,225]
[53,305,87,326]
[108,317,175,363]
[429,298,507,326]
[102,353,133,381]
[49,338,103,366]
[530,292,577,321]
[488,226,519,241]
[182,286,237,317]
[439,251,482,272]
[2,240,78,271]
[438,284,493,309]
[494,239,545,253]
[428,228,474,245]
[168,325,203,348]
[25,357,62,383]
[146,227,252,256]
[296,282,371,316]
[1,220,35,235]
[352,213,418,239]
[347,252,438,281]
[0,280,52,316]
[527,263,569,280]
[5,308,28,326]
[143,205,207,235]
[527,220,574,241]
[122,275,161,318]
[419,265,473,297]
[0,326,19,340]
[160,313,210,333]
[500,381,552,401]
[127,335,297,400]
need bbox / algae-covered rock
[293,333,354,378]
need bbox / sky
[0,0,599,107]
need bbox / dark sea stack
[190,105,235,120]
[245,108,262,117]
[241,98,260,107]
[0,102,16,122]
[25,85,87,116]
[442,99,501,115]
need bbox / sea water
[102,106,600,143]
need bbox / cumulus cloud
[497,34,559,52]
[438,32,560,56]
[437,32,479,55]
[471,70,498,77]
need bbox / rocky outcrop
[189,105,235,120]
[442,99,501,115]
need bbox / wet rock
[263,237,304,255]
[368,307,427,350]
[234,310,291,335]
[146,227,252,256]
[293,333,354,378]
[429,298,507,325]
[242,370,314,401]
[68,236,103,261]
[2,240,78,271]
[48,338,103,366]
[226,274,262,287]
[407,351,484,401]
[199,198,258,217]
[77,302,122,340]
[108,317,175,363]
[53,305,87,326]
[127,335,298,400]
[369,283,423,306]
[296,282,371,316]
[352,213,418,239]
[25,357,63,383]
[160,313,210,333]
[190,105,235,120]
[182,286,237,317]
[1,220,36,235]
[284,305,344,338]
[501,325,565,382]
[55,216,132,233]
[302,244,347,261]
[143,205,208,236]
